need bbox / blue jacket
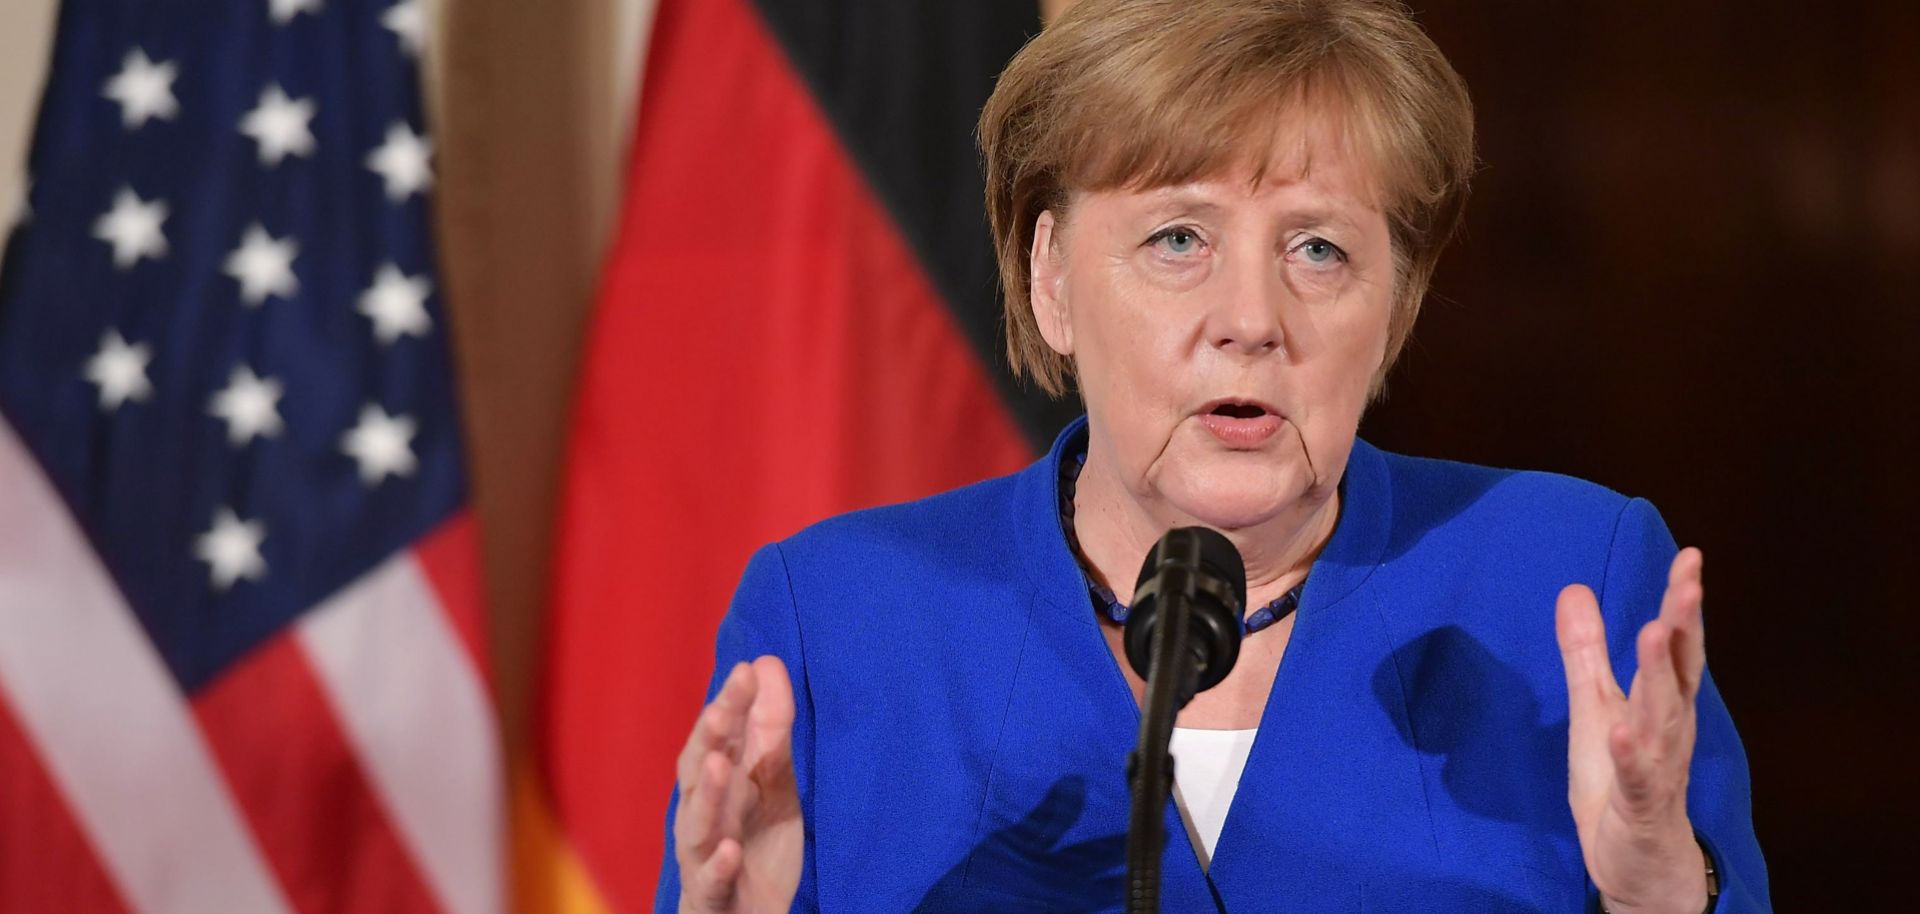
[657,418,1769,912]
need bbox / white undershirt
[1168,726,1259,869]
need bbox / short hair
[979,0,1476,398]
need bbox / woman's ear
[1029,210,1073,356]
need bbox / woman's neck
[1070,443,1340,612]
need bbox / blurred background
[0,0,1912,912]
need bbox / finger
[687,837,743,913]
[745,656,796,761]
[1627,619,1683,751]
[676,663,745,787]
[746,657,800,812]
[1557,584,1627,807]
[676,663,755,789]
[723,657,795,832]
[1659,548,1707,700]
[711,660,760,756]
[674,749,734,862]
[1607,719,1660,808]
[1555,584,1623,713]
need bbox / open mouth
[1202,398,1279,420]
[1198,399,1283,447]
[1210,402,1269,419]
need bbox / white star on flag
[239,84,317,165]
[85,328,153,411]
[357,263,432,343]
[341,403,418,485]
[365,121,432,201]
[268,0,324,25]
[194,507,268,591]
[381,0,426,57]
[102,48,179,129]
[224,224,300,306]
[93,187,169,268]
[208,365,286,445]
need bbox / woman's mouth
[1198,400,1283,447]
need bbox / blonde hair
[979,0,1476,397]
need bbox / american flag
[0,2,502,913]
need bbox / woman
[659,0,1767,911]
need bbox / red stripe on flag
[542,0,1033,908]
[413,511,493,686]
[193,632,444,914]
[0,692,133,914]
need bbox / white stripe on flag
[296,549,503,914]
[0,418,295,914]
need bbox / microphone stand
[1125,564,1200,914]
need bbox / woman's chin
[1161,482,1305,532]
[1136,441,1325,530]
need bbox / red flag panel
[541,0,1034,907]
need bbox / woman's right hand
[674,656,803,914]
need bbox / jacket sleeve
[1596,498,1772,913]
[654,543,819,913]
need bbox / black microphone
[1122,527,1246,914]
[1123,527,1246,697]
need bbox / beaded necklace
[1058,449,1303,635]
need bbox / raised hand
[1555,548,1711,914]
[674,656,803,914]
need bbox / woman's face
[1030,123,1395,530]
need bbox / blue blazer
[656,418,1769,912]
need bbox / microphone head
[1132,526,1247,612]
[1124,527,1247,695]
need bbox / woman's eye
[1293,237,1346,266]
[1150,228,1202,255]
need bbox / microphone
[1123,527,1246,697]
[1122,527,1246,914]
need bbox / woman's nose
[1205,264,1287,357]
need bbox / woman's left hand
[1554,547,1711,914]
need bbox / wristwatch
[1700,836,1721,912]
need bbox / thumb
[1556,584,1626,809]
[1557,585,1628,764]
[744,657,799,810]
[1556,583,1621,716]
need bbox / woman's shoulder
[1361,441,1678,606]
[759,459,1057,609]
[1369,442,1650,532]
[731,463,1054,664]
[1360,441,1677,584]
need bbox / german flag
[529,1,1076,910]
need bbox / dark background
[1360,4,1919,908]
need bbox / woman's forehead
[1074,96,1391,215]
[1074,130,1388,225]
